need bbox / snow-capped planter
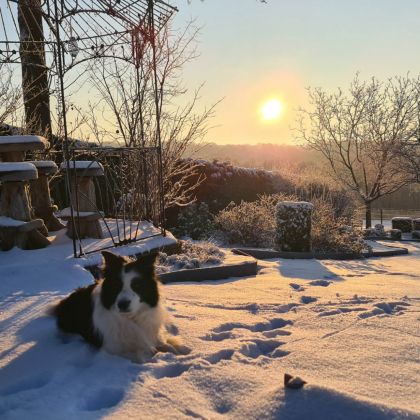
[275,201,313,252]
[412,218,420,231]
[391,217,412,233]
[374,224,385,236]
[389,229,402,240]
[412,230,420,240]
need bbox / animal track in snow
[309,280,331,287]
[198,316,294,363]
[289,283,305,292]
[300,296,318,304]
[262,329,292,338]
[201,331,237,342]
[358,301,410,319]
[83,388,124,411]
[153,363,192,379]
[0,373,52,396]
[318,307,368,317]
[205,349,235,365]
[212,318,292,334]
[238,339,289,359]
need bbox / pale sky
[172,0,420,144]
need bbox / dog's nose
[117,299,130,312]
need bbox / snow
[0,135,48,145]
[277,201,314,210]
[30,160,58,169]
[57,207,104,218]
[0,216,27,227]
[60,161,104,171]
[0,239,419,419]
[0,162,37,172]
[391,217,412,221]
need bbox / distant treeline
[373,184,420,211]
[166,158,354,227]
[186,142,319,170]
[186,143,420,212]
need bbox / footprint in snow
[290,283,305,292]
[83,388,124,411]
[309,280,331,287]
[212,318,292,334]
[205,349,235,365]
[0,373,52,396]
[152,363,192,379]
[300,296,318,304]
[201,331,237,342]
[358,301,410,319]
[238,339,289,359]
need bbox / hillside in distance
[187,143,320,170]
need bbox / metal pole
[148,0,166,235]
[53,0,77,258]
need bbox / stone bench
[28,160,66,232]
[60,161,105,239]
[0,162,50,250]
[0,135,48,162]
[57,208,104,240]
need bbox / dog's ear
[101,251,126,268]
[135,252,158,267]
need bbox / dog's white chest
[92,285,165,360]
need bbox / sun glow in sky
[174,0,420,144]
[261,99,283,122]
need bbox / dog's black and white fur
[54,251,184,362]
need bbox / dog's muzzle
[117,299,131,312]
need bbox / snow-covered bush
[390,229,402,240]
[412,230,420,239]
[173,202,215,240]
[216,194,365,254]
[215,195,284,247]
[157,240,225,272]
[391,217,413,233]
[311,198,365,254]
[363,224,386,239]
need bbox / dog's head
[100,251,159,315]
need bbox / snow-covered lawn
[0,241,419,419]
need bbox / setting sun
[261,99,283,122]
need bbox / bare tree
[18,0,51,136]
[85,22,217,209]
[296,75,420,227]
[0,64,24,133]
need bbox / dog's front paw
[166,336,191,355]
[156,338,191,356]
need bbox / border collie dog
[54,251,184,362]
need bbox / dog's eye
[131,278,142,291]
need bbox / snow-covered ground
[0,241,419,419]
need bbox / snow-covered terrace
[0,235,419,418]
